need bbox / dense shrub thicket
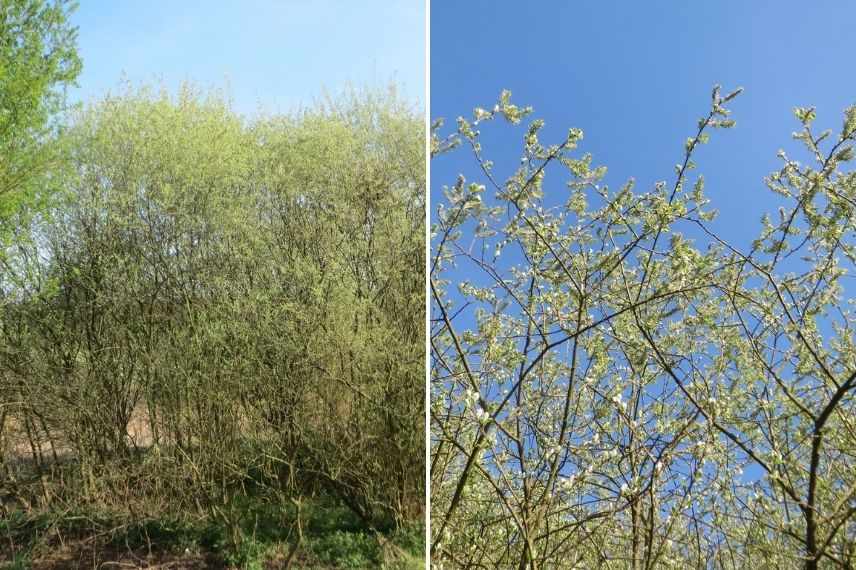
[0,84,425,561]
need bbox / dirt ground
[26,545,216,570]
[1,405,155,460]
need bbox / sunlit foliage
[0,83,425,562]
[431,88,856,569]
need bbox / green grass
[1,493,424,569]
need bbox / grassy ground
[1,494,425,569]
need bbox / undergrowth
[1,494,425,569]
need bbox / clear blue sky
[70,0,425,115]
[431,1,856,247]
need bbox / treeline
[0,85,424,541]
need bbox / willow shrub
[0,84,424,536]
[431,88,855,569]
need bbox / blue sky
[431,1,856,246]
[70,0,425,115]
[430,2,856,486]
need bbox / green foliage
[2,553,31,570]
[1,490,424,568]
[222,538,268,570]
[0,0,81,230]
[0,82,424,568]
[310,530,381,569]
[390,522,425,556]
